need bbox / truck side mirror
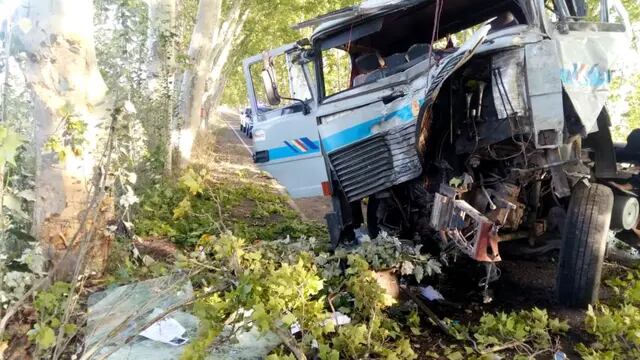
[261,53,281,106]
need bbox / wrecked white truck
[243,0,635,308]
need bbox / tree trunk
[18,0,112,278]
[202,2,248,128]
[174,0,221,170]
[146,0,176,96]
[146,0,176,175]
[1,15,13,123]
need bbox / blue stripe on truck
[266,98,424,161]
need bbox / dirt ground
[209,109,332,223]
[207,110,626,357]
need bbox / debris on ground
[84,274,198,359]
[420,286,445,301]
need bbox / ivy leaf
[179,169,204,195]
[0,127,24,166]
[446,351,464,360]
[281,313,296,326]
[173,197,192,220]
[3,193,29,219]
[400,260,415,276]
[413,265,424,283]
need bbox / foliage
[134,167,326,245]
[576,270,640,359]
[440,308,569,360]
[0,125,41,307]
[27,282,75,354]
[333,233,442,282]
[179,232,419,360]
[222,0,359,107]
[43,103,88,160]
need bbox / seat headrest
[384,53,407,68]
[355,53,380,73]
[406,43,431,61]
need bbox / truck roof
[293,0,425,36]
[295,0,531,44]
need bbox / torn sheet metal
[556,29,629,133]
[525,40,564,148]
[491,48,527,120]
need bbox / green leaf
[63,323,77,336]
[3,193,29,219]
[35,325,56,349]
[446,351,464,360]
[281,313,296,326]
[0,126,24,166]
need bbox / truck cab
[246,0,634,308]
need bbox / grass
[133,164,326,247]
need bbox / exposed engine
[372,51,565,264]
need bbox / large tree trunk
[18,0,112,278]
[174,0,221,170]
[146,0,176,174]
[202,2,248,128]
[146,0,176,96]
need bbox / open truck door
[243,43,328,198]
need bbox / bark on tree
[174,0,221,170]
[17,0,112,278]
[146,0,176,96]
[1,16,13,123]
[202,2,248,127]
[146,0,176,175]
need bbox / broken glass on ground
[83,274,283,360]
[84,273,198,360]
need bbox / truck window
[248,52,313,116]
[549,0,627,24]
[321,48,352,97]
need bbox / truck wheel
[556,183,613,308]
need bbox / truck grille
[328,122,422,201]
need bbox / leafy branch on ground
[576,269,640,359]
[436,308,569,360]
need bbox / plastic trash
[419,286,445,301]
[554,351,568,360]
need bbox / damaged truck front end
[249,0,633,308]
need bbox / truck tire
[556,183,613,308]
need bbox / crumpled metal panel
[525,40,564,148]
[491,48,527,120]
[329,121,422,201]
[555,28,629,133]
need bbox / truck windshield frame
[314,0,532,103]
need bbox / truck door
[243,43,328,198]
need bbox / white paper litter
[325,312,351,326]
[290,322,301,335]
[420,286,445,301]
[140,311,188,346]
[291,312,352,335]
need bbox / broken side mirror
[261,53,281,106]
